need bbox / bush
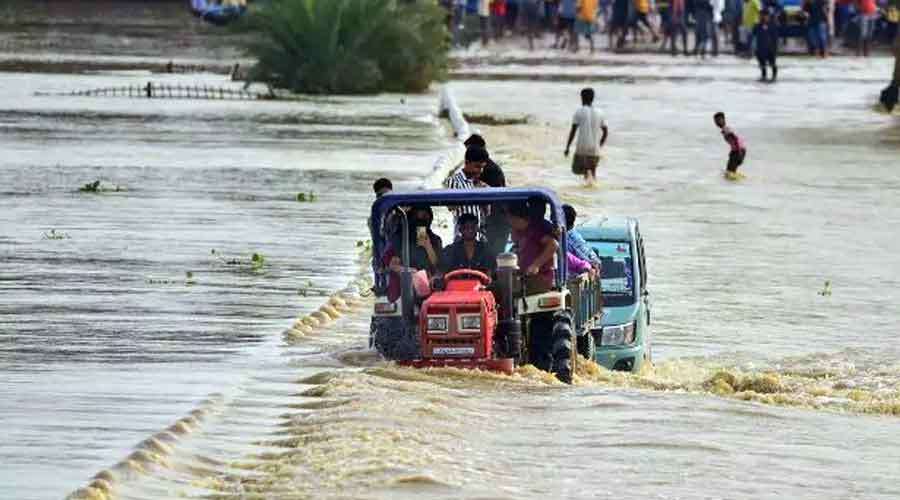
[239,0,449,94]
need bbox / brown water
[3,18,900,500]
[0,69,449,499]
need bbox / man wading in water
[564,87,608,187]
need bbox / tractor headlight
[458,314,481,332]
[427,315,448,333]
[601,322,635,346]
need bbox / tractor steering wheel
[444,269,492,286]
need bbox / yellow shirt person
[577,0,599,21]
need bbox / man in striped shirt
[447,146,489,238]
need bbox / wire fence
[35,82,272,101]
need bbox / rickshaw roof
[370,187,569,283]
[370,187,565,232]
[577,216,637,242]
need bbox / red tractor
[369,188,604,383]
[404,269,513,374]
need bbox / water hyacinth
[239,0,449,94]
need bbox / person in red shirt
[855,0,878,57]
[507,201,559,294]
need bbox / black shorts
[727,149,746,172]
[572,154,600,175]
[558,16,575,31]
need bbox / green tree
[240,0,448,94]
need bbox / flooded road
[0,71,449,499]
[2,43,900,500]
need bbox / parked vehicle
[577,216,652,372]
[190,0,247,26]
[368,188,605,384]
[778,0,808,39]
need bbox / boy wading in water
[565,87,608,187]
[714,112,747,175]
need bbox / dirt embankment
[0,0,244,63]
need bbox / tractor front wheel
[372,316,419,361]
[577,331,596,363]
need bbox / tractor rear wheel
[372,317,419,361]
[551,313,574,384]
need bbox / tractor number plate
[433,347,475,357]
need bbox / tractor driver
[440,213,495,275]
[507,201,559,294]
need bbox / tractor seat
[445,279,483,292]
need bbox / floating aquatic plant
[463,113,531,126]
[42,229,70,240]
[79,179,122,193]
[297,191,318,202]
[211,249,267,271]
[80,180,101,193]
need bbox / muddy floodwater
[2,43,900,500]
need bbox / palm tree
[240,0,448,94]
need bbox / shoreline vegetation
[236,0,449,94]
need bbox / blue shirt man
[563,204,602,267]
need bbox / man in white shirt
[564,87,608,186]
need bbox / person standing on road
[632,0,661,43]
[564,87,608,187]
[752,9,779,81]
[711,0,725,56]
[803,0,829,58]
[610,0,630,49]
[522,0,543,50]
[694,0,714,57]
[855,0,878,57]
[479,0,492,46]
[575,0,600,52]
[555,0,578,49]
[669,0,690,55]
[740,0,761,56]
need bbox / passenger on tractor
[382,206,443,302]
[506,201,559,294]
[447,147,489,238]
[463,134,510,260]
[440,213,495,275]
[567,250,594,277]
[562,204,603,269]
[562,204,601,279]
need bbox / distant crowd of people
[439,0,899,58]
